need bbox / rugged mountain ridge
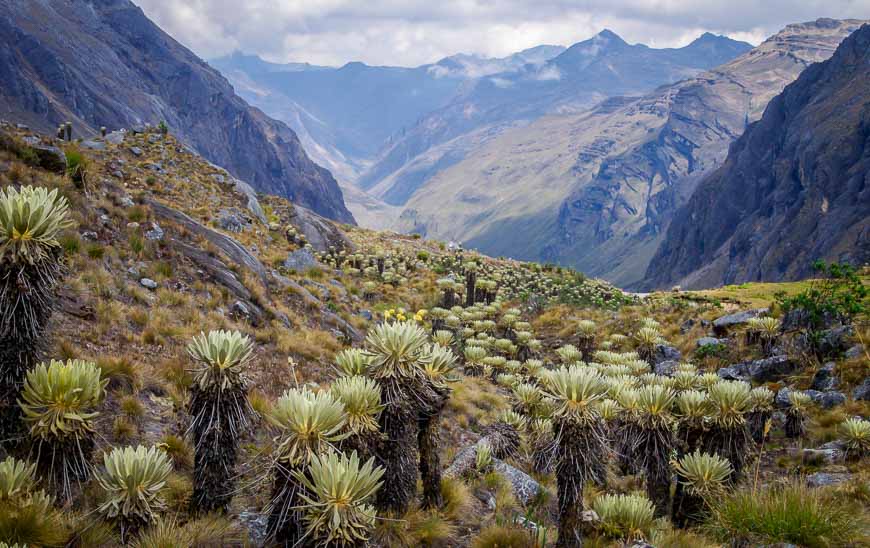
[644,24,870,289]
[360,31,751,206]
[392,19,863,287]
[0,0,354,223]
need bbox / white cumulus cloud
[133,0,870,66]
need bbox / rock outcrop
[645,24,870,289]
[0,0,354,224]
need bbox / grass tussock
[471,524,539,548]
[705,481,869,547]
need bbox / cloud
[533,65,562,81]
[134,0,870,67]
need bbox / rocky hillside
[0,0,354,224]
[393,19,863,288]
[362,31,751,208]
[645,23,870,289]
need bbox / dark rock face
[645,24,870,289]
[0,0,354,224]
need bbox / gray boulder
[747,355,798,382]
[81,140,105,150]
[30,143,67,173]
[717,362,749,382]
[139,278,157,290]
[800,389,846,409]
[654,360,680,377]
[232,179,268,224]
[845,344,865,359]
[106,131,125,145]
[811,362,839,391]
[118,195,135,207]
[144,223,164,241]
[129,146,144,157]
[284,248,318,272]
[217,208,251,234]
[697,336,726,348]
[652,343,681,366]
[492,460,542,506]
[816,325,854,357]
[713,308,768,336]
[802,443,845,465]
[718,355,797,383]
[807,472,852,488]
[775,387,796,409]
[781,307,841,331]
[852,377,870,401]
[817,391,846,409]
[679,318,695,334]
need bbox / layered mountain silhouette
[361,30,752,206]
[0,0,354,223]
[644,23,870,289]
[392,19,864,288]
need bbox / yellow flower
[384,310,393,320]
[397,314,407,322]
[414,314,424,322]
[417,309,428,317]
[398,308,406,315]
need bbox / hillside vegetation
[0,122,868,547]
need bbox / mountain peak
[596,29,627,44]
[685,32,751,49]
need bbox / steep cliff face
[644,24,870,289]
[547,19,864,287]
[0,0,354,223]
[393,19,862,287]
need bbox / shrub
[775,260,867,334]
[65,145,88,185]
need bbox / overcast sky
[135,0,870,67]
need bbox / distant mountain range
[212,30,751,226]
[361,31,752,205]
[390,18,866,288]
[645,22,870,289]
[0,0,354,223]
